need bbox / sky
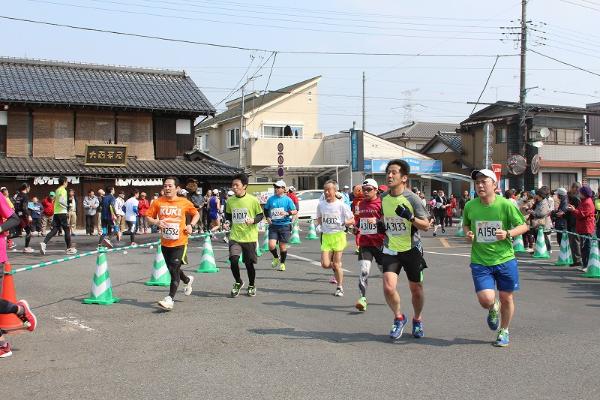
[1,0,600,134]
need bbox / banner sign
[350,129,364,172]
[364,158,442,174]
[85,145,128,166]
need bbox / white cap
[212,189,219,194]
[471,168,497,183]
[227,190,234,196]
[179,189,188,195]
[362,178,377,188]
[288,186,296,192]
[274,180,286,188]
[343,185,350,189]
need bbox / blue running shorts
[470,258,519,293]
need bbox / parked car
[295,190,322,219]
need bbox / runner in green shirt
[462,168,528,347]
[225,173,264,297]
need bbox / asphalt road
[2,224,599,400]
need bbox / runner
[123,190,139,246]
[224,174,264,297]
[354,179,384,311]
[380,159,431,340]
[40,176,76,255]
[0,193,37,358]
[13,183,34,253]
[264,180,297,272]
[208,189,221,233]
[146,177,199,310]
[97,187,117,249]
[462,168,528,347]
[316,180,354,297]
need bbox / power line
[471,56,501,114]
[0,15,519,57]
[23,0,506,41]
[529,48,600,77]
[558,0,600,12]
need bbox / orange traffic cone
[0,262,25,330]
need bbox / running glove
[395,205,414,221]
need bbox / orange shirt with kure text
[147,196,198,247]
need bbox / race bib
[232,208,248,224]
[359,218,377,235]
[162,222,180,240]
[322,213,340,230]
[476,221,502,243]
[270,207,286,220]
[384,216,409,236]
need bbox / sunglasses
[362,187,375,192]
[274,186,284,189]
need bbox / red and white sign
[491,163,502,183]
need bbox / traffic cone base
[289,221,301,244]
[583,239,600,279]
[0,262,27,330]
[83,252,120,305]
[554,234,573,267]
[533,227,551,259]
[261,227,270,252]
[512,235,527,253]
[197,237,219,273]
[306,220,319,240]
[145,245,171,286]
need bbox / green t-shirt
[382,192,416,253]
[225,193,263,243]
[54,186,68,214]
[463,194,526,266]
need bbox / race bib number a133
[476,221,502,243]
[384,216,409,236]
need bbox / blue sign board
[350,129,364,172]
[364,158,442,174]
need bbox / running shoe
[278,263,286,272]
[131,242,137,246]
[16,300,37,332]
[102,238,113,249]
[23,247,34,253]
[66,248,77,255]
[39,242,46,255]
[334,286,344,297]
[247,285,256,297]
[271,257,280,269]
[8,241,16,249]
[355,296,367,311]
[487,299,500,331]
[329,276,338,285]
[412,318,424,338]
[231,281,245,298]
[0,343,12,358]
[157,296,174,310]
[389,314,407,340]
[183,276,194,296]
[494,328,510,347]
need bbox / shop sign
[33,176,80,185]
[116,178,163,187]
[85,145,128,166]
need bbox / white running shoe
[158,296,174,310]
[39,242,47,255]
[183,276,194,296]
[23,247,34,253]
[66,248,77,255]
[334,287,344,297]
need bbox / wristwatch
[506,230,512,239]
[410,216,415,222]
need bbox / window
[542,172,577,190]
[195,135,208,151]
[588,178,599,193]
[297,190,321,201]
[545,128,583,145]
[496,127,507,144]
[262,124,303,139]
[298,176,313,190]
[228,128,240,148]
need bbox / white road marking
[286,253,351,272]
[53,316,95,332]
[425,251,556,265]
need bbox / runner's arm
[0,212,20,233]
[252,213,264,224]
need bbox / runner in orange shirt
[147,176,199,311]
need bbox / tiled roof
[0,57,215,115]
[196,76,320,130]
[0,157,240,177]
[437,132,462,153]
[379,121,459,140]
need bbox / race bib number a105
[476,221,502,243]
[232,208,249,224]
[359,218,377,235]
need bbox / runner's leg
[332,250,343,287]
[498,291,514,329]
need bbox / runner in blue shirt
[264,180,297,271]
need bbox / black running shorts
[381,247,425,283]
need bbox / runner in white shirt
[114,191,125,241]
[123,190,139,245]
[316,180,355,297]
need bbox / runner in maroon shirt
[354,178,385,312]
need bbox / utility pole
[517,0,528,190]
[239,83,246,170]
[362,72,366,133]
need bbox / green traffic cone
[582,238,600,279]
[306,219,319,240]
[455,218,465,237]
[261,226,270,252]
[289,221,301,244]
[83,250,120,305]
[145,245,171,286]
[554,234,573,266]
[196,236,219,273]
[512,234,527,253]
[256,240,263,257]
[533,227,550,259]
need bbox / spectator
[67,188,77,235]
[96,188,105,236]
[504,189,518,207]
[137,192,150,234]
[114,190,126,240]
[433,189,449,232]
[123,190,139,245]
[552,188,569,245]
[458,190,470,218]
[41,191,55,235]
[83,190,99,235]
[341,185,351,206]
[530,187,553,253]
[445,193,457,227]
[567,185,596,272]
[28,196,42,236]
[567,182,582,266]
[190,188,205,233]
[595,193,600,239]
[287,186,300,212]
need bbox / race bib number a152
[232,208,248,224]
[384,216,409,236]
[359,218,377,235]
[476,221,502,243]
